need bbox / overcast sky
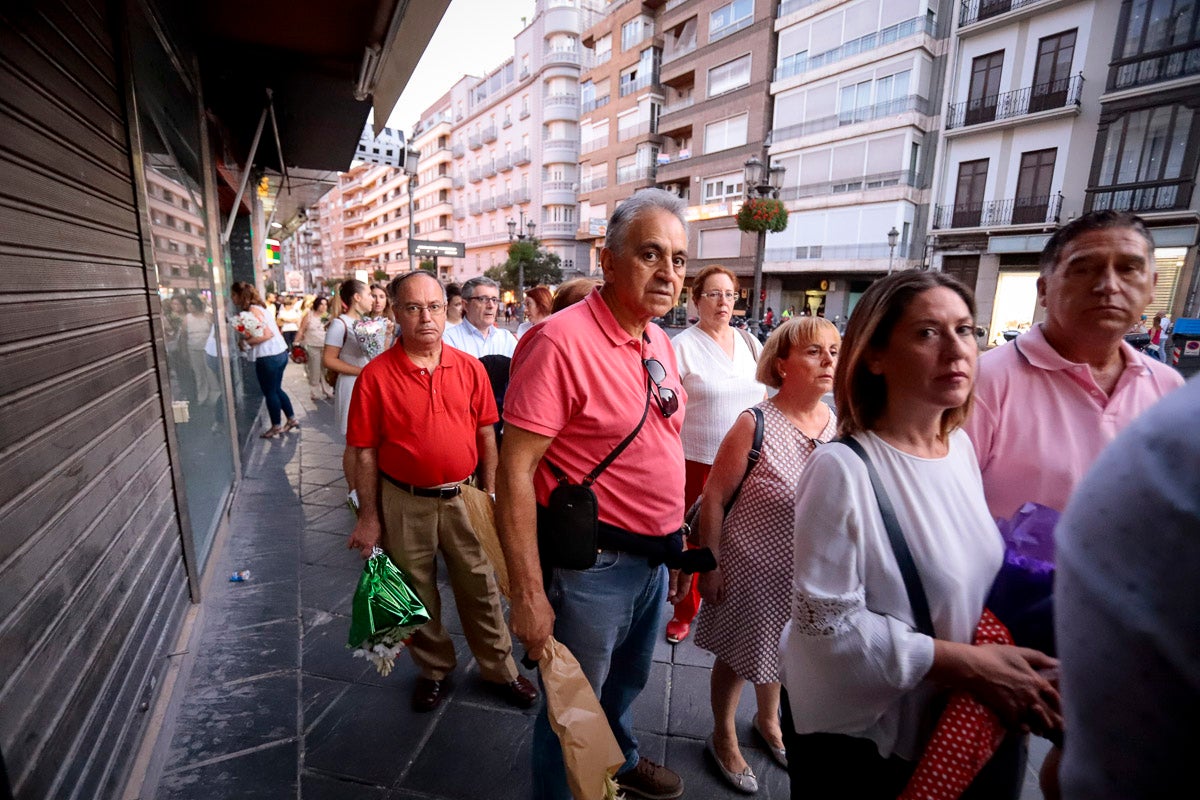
[384,0,538,134]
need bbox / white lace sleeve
[780,445,935,737]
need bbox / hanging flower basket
[736,197,789,233]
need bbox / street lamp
[744,154,786,325]
[887,226,900,275]
[404,141,419,273]
[507,208,536,311]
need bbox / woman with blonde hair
[691,316,839,793]
[230,281,299,438]
[779,271,1060,798]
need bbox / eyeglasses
[401,303,446,316]
[468,296,501,306]
[697,290,739,301]
[642,358,679,418]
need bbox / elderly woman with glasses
[664,266,766,647]
[690,316,840,793]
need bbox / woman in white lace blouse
[778,271,1061,798]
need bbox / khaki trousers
[380,480,517,683]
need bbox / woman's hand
[666,569,691,604]
[698,568,725,605]
[935,641,1062,734]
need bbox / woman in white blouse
[666,265,764,645]
[779,271,1060,798]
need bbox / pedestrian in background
[780,271,1059,798]
[664,265,764,646]
[691,316,838,793]
[345,271,537,714]
[277,295,303,350]
[369,282,396,348]
[445,282,464,328]
[443,276,517,358]
[231,281,299,439]
[298,296,332,402]
[517,285,552,338]
[323,279,375,511]
[184,294,219,405]
[551,277,602,313]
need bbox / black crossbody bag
[536,382,651,571]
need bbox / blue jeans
[253,350,294,426]
[532,552,666,800]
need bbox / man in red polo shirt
[346,270,537,713]
[498,189,691,800]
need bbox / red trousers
[671,459,711,625]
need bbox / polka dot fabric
[694,400,835,684]
[899,609,1012,800]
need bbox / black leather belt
[382,472,461,499]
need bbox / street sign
[411,240,465,258]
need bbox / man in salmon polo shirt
[346,270,537,714]
[963,210,1183,794]
[498,189,690,800]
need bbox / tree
[418,259,438,273]
[372,269,389,282]
[492,239,562,293]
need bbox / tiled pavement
[147,365,1048,799]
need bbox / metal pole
[888,244,895,275]
[752,228,766,325]
[408,174,416,273]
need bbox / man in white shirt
[443,276,517,358]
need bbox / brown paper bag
[540,636,626,800]
[461,484,624,799]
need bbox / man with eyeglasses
[497,189,691,800]
[346,271,537,714]
[443,275,517,358]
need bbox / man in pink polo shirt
[966,210,1183,522]
[964,210,1182,795]
[497,189,690,800]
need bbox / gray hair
[461,275,499,299]
[605,188,688,255]
[387,270,446,303]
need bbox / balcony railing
[544,47,584,67]
[581,95,611,114]
[775,15,937,82]
[617,164,657,184]
[618,121,659,141]
[779,169,921,201]
[546,92,580,107]
[465,231,511,246]
[499,192,514,208]
[482,197,497,212]
[619,74,662,97]
[469,201,482,215]
[482,126,498,143]
[468,135,482,150]
[581,135,609,153]
[765,241,921,262]
[452,143,465,158]
[946,74,1083,129]
[496,154,513,172]
[514,187,532,204]
[540,221,578,238]
[519,108,531,120]
[544,138,580,157]
[710,15,753,43]
[1109,44,1200,91]
[777,0,820,17]
[484,161,498,178]
[1087,179,1195,214]
[959,0,1046,27]
[660,96,694,116]
[592,49,612,66]
[932,193,1063,229]
[502,117,512,128]
[452,175,465,189]
[773,94,931,142]
[580,174,608,193]
[513,147,531,165]
[544,180,575,194]
[453,206,466,220]
[469,167,483,183]
[663,40,697,64]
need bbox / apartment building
[450,0,598,283]
[765,0,950,321]
[1083,0,1200,321]
[410,94,457,279]
[576,0,667,272]
[651,0,779,312]
[145,166,210,295]
[360,163,412,276]
[317,179,345,279]
[927,0,1117,344]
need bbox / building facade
[764,0,950,322]
[410,94,458,279]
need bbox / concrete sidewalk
[144,365,796,799]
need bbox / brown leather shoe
[616,756,684,800]
[499,675,538,709]
[412,677,444,712]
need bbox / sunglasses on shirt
[642,357,679,418]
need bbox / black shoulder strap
[724,407,765,511]
[836,436,935,637]
[546,378,652,487]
